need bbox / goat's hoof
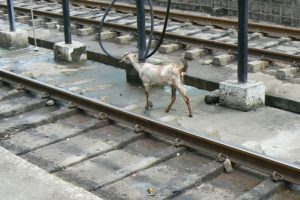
[149,101,153,108]
[165,108,170,113]
[188,114,193,118]
[145,106,151,110]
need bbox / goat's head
[120,52,136,64]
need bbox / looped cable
[99,0,156,61]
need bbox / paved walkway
[0,146,103,200]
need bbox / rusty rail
[72,0,300,40]
[0,69,299,184]
[0,4,299,64]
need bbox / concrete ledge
[220,80,265,111]
[0,29,28,49]
[27,37,300,115]
[0,147,102,200]
[54,41,87,63]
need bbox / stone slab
[212,54,236,66]
[77,27,95,36]
[0,146,102,200]
[276,67,299,80]
[44,21,58,29]
[159,43,183,54]
[185,48,209,60]
[248,61,269,73]
[115,34,134,44]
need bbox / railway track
[0,0,300,64]
[70,0,300,40]
[0,69,299,199]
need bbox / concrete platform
[0,19,300,166]
[0,146,102,200]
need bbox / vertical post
[6,0,15,32]
[62,0,72,44]
[136,0,146,61]
[237,0,248,83]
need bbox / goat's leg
[176,84,193,117]
[144,84,153,110]
[165,85,176,113]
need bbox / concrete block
[2,14,9,20]
[0,29,28,49]
[54,41,87,63]
[96,31,118,40]
[29,18,44,26]
[212,54,236,66]
[44,21,58,29]
[76,27,95,36]
[59,24,76,32]
[115,34,134,44]
[248,60,269,73]
[219,80,265,111]
[15,15,29,23]
[276,67,299,80]
[159,43,183,54]
[205,89,220,105]
[185,48,208,60]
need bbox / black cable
[143,0,154,60]
[98,0,121,60]
[146,0,171,58]
[98,0,167,60]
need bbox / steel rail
[0,69,299,184]
[1,4,299,64]
[71,0,300,40]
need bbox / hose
[143,0,154,60]
[146,0,171,58]
[98,0,120,60]
[98,0,171,60]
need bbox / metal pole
[136,0,146,61]
[237,0,248,83]
[6,0,15,32]
[62,0,72,44]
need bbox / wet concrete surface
[1,20,300,165]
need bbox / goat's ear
[123,52,130,57]
[120,57,125,63]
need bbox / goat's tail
[180,58,188,73]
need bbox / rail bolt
[134,124,144,133]
[67,101,77,109]
[271,171,284,182]
[98,112,108,120]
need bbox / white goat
[121,53,192,117]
